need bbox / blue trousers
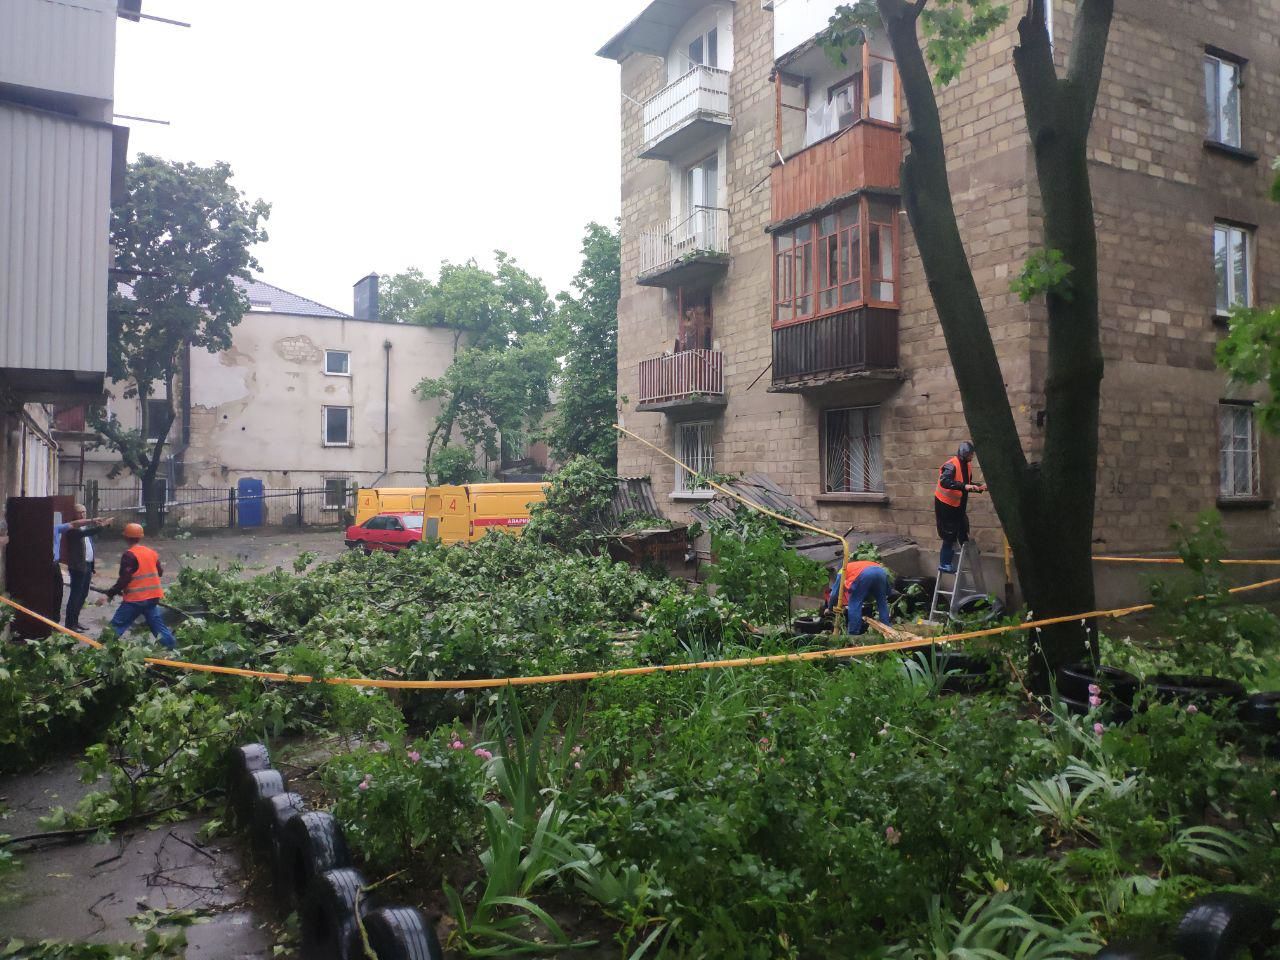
[109,598,176,650]
[845,566,891,635]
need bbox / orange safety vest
[123,544,164,602]
[839,560,881,593]
[934,456,968,508]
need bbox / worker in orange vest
[101,523,176,650]
[935,441,986,573]
[823,559,891,635]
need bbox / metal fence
[62,483,355,530]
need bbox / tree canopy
[96,155,269,530]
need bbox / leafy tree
[1215,160,1280,430]
[429,445,484,485]
[95,156,269,532]
[824,0,1115,682]
[379,255,561,478]
[550,222,621,468]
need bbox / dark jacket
[59,523,105,573]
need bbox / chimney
[353,273,380,321]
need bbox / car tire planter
[301,867,371,960]
[1057,694,1133,725]
[1055,663,1140,706]
[279,811,352,908]
[237,768,286,825]
[252,790,305,852]
[347,906,444,960]
[1172,892,1277,960]
[792,615,828,635]
[1144,675,1247,713]
[1095,943,1162,960]
[227,744,272,821]
[955,593,1005,623]
[928,652,1003,694]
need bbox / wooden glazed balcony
[771,122,901,225]
[771,307,900,391]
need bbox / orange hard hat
[123,522,145,539]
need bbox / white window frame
[1214,221,1253,315]
[322,477,350,510]
[822,405,885,494]
[1204,51,1242,148]
[323,406,353,447]
[1219,402,1260,499]
[324,349,351,377]
[675,421,715,496]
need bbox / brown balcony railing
[638,349,724,405]
[772,307,898,385]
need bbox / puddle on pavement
[0,758,282,958]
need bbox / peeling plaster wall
[82,312,459,490]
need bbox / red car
[345,511,424,553]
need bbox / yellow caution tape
[1093,555,1280,565]
[5,575,1279,690]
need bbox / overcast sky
[115,1,629,315]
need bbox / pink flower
[407,750,421,763]
[848,752,857,761]
[1093,722,1105,735]
[450,740,465,750]
[473,747,493,761]
[571,745,584,756]
[358,775,371,791]
[1088,683,1101,696]
[885,826,900,846]
[1186,704,1199,715]
[1089,695,1102,707]
[574,761,581,769]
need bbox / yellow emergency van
[355,483,547,544]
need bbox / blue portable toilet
[237,477,264,528]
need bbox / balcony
[637,349,726,414]
[770,307,900,392]
[640,65,731,160]
[771,122,901,225]
[0,0,117,114]
[637,206,730,288]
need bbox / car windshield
[402,515,423,530]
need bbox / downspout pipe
[382,339,392,479]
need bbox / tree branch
[1065,0,1114,126]
[1012,0,1060,143]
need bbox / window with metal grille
[823,406,884,493]
[676,421,715,493]
[323,478,349,510]
[1219,402,1259,498]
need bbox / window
[144,399,170,442]
[773,196,899,325]
[829,74,862,130]
[363,515,387,530]
[323,478,349,510]
[1214,222,1252,314]
[323,406,352,446]
[325,350,351,376]
[687,26,718,69]
[867,57,896,122]
[677,288,713,352]
[1204,52,1242,148]
[684,155,718,217]
[1219,402,1259,498]
[824,407,884,493]
[402,515,424,530]
[676,421,715,494]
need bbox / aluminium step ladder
[928,540,990,623]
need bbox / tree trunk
[875,0,1113,686]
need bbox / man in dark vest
[934,441,986,573]
[58,503,113,630]
[102,523,176,650]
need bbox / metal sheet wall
[0,104,111,375]
[0,0,116,106]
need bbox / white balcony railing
[638,206,729,277]
[639,350,725,405]
[642,64,730,150]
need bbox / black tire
[251,790,305,853]
[954,593,1005,623]
[792,615,828,635]
[1057,694,1134,724]
[1056,663,1140,706]
[279,811,352,908]
[347,906,443,960]
[227,743,271,800]
[1145,674,1247,713]
[1095,943,1163,959]
[1172,892,1277,960]
[236,768,286,824]
[301,867,371,960]
[1240,692,1280,735]
[917,651,1003,693]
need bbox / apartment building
[62,276,459,506]
[601,0,1280,570]
[0,0,133,502]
